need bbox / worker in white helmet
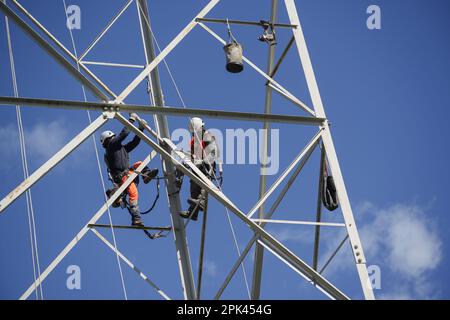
[100,113,158,226]
[179,117,223,221]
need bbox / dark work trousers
[189,163,214,201]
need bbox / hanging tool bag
[322,175,339,211]
[223,19,243,73]
[224,41,243,73]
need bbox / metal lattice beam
[136,0,197,300]
[90,228,171,300]
[0,97,325,126]
[115,0,220,103]
[20,149,157,299]
[0,115,108,213]
[1,1,114,100]
[116,113,349,300]
[0,0,375,301]
[252,0,278,300]
[284,0,374,299]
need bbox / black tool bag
[322,175,339,211]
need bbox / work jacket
[190,130,222,172]
[104,126,141,179]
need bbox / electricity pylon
[0,0,375,300]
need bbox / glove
[129,112,138,123]
[138,118,147,131]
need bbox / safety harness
[142,228,167,240]
[105,167,167,240]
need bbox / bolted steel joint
[103,111,116,119]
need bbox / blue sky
[0,0,449,300]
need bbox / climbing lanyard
[140,177,161,214]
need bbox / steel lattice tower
[0,0,375,300]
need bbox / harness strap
[141,178,160,215]
[143,229,168,240]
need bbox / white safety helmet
[188,117,204,133]
[100,130,115,145]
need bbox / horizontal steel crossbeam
[0,96,325,126]
[196,17,297,28]
[88,224,172,231]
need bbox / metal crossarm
[195,17,297,29]
[88,224,172,231]
[0,96,326,125]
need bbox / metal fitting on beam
[103,111,116,119]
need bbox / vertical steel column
[251,0,278,300]
[137,0,196,300]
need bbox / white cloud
[25,120,69,160]
[268,226,312,244]
[378,289,413,300]
[384,206,441,278]
[0,120,69,162]
[359,203,442,276]
[0,124,20,166]
[204,259,218,277]
[0,120,97,173]
[319,201,443,299]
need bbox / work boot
[129,202,144,226]
[131,217,144,227]
[190,210,199,221]
[179,211,191,219]
[142,168,159,184]
[179,209,199,221]
[187,197,205,212]
[175,168,184,189]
